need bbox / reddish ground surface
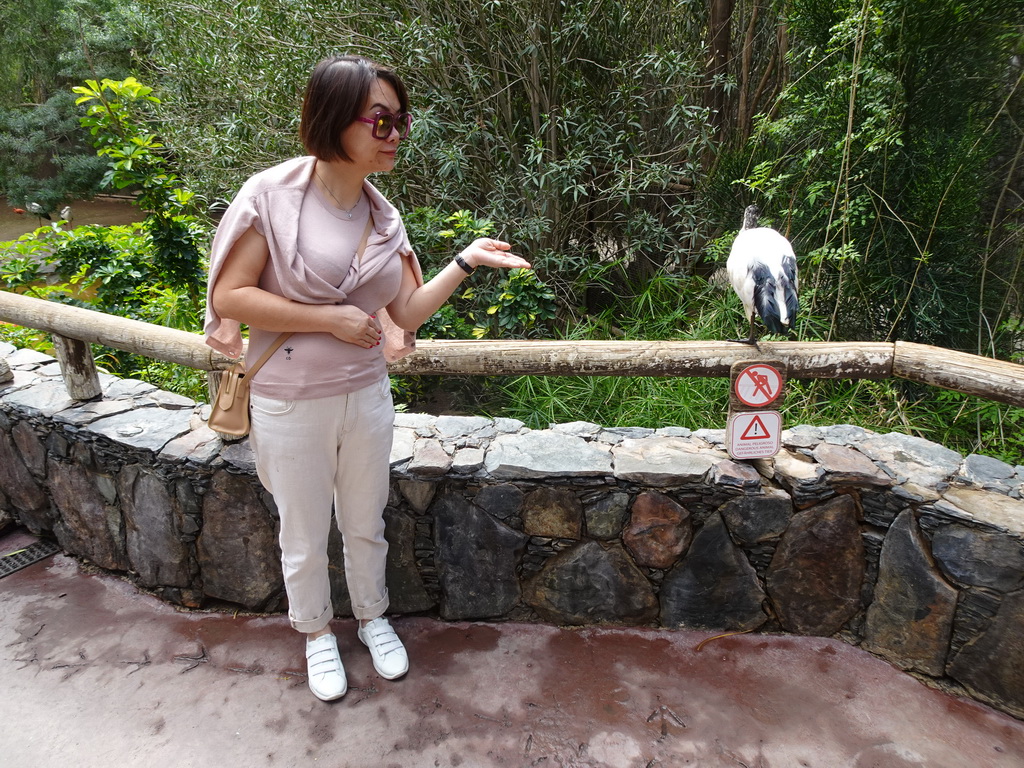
[2,526,1023,768]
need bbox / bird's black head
[742,204,760,230]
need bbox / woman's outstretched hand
[460,239,532,271]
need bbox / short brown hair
[299,55,409,162]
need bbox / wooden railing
[1,289,1022,407]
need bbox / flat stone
[383,507,435,613]
[159,426,223,465]
[659,512,768,632]
[451,446,485,473]
[434,415,493,438]
[613,437,719,485]
[492,417,525,433]
[782,424,823,449]
[930,524,1024,591]
[719,487,794,546]
[398,479,436,514]
[53,398,135,426]
[485,432,612,479]
[812,443,892,487]
[523,487,583,539]
[390,428,416,467]
[89,407,193,453]
[523,540,659,626]
[939,487,1024,536]
[622,491,693,569]
[472,484,524,522]
[863,510,958,676]
[48,453,128,571]
[947,589,1024,718]
[856,432,962,488]
[958,454,1017,487]
[102,378,158,398]
[711,459,762,492]
[584,492,631,540]
[820,424,876,446]
[772,450,823,485]
[601,426,655,440]
[11,421,45,477]
[1,378,75,417]
[408,439,452,477]
[119,465,191,588]
[550,421,601,437]
[197,470,282,609]
[139,389,196,409]
[766,495,864,636]
[6,348,54,367]
[655,426,692,438]
[434,491,528,620]
[393,412,435,430]
[218,440,256,473]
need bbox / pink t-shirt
[245,182,403,399]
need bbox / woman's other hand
[459,239,532,271]
[327,304,382,348]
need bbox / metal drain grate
[0,539,61,579]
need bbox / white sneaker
[357,617,409,680]
[305,633,347,701]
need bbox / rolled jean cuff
[352,589,389,622]
[291,604,334,634]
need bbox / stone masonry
[2,342,1024,720]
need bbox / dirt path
[0,197,144,243]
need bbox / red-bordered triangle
[739,414,770,440]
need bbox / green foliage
[714,0,1023,360]
[138,0,715,311]
[74,77,208,298]
[0,0,148,208]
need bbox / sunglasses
[356,111,413,140]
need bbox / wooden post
[51,333,102,401]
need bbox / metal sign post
[727,361,786,460]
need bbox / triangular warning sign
[739,414,770,440]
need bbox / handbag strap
[243,211,376,379]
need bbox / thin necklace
[315,169,361,220]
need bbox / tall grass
[482,272,1024,465]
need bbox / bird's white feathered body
[726,206,798,342]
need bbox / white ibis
[25,202,51,225]
[726,204,799,345]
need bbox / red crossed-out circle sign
[734,364,784,407]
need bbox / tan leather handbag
[208,333,292,436]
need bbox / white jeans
[249,377,394,632]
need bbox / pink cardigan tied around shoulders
[203,155,422,362]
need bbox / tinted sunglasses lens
[373,113,412,139]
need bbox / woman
[204,55,530,702]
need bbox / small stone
[522,487,583,539]
[622,491,693,569]
[939,487,1024,536]
[613,437,719,485]
[863,510,957,676]
[523,540,659,626]
[390,428,416,467]
[408,439,451,477]
[957,454,1016,486]
[766,495,864,636]
[451,446,485,473]
[812,443,892,487]
[929,524,1024,592]
[473,484,524,521]
[719,487,794,546]
[398,479,436,514]
[660,512,767,632]
[584,492,631,540]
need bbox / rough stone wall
[2,343,1024,719]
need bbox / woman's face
[339,78,403,175]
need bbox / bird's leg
[727,316,760,345]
